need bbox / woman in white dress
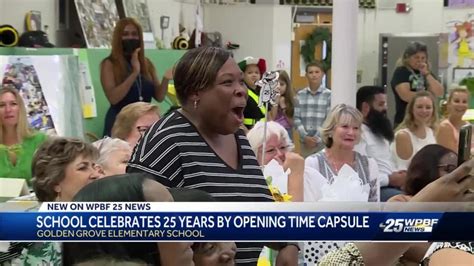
[392,91,438,171]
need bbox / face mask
[122,39,140,54]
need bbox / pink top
[274,108,292,130]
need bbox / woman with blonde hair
[436,86,470,152]
[101,17,172,136]
[303,104,379,264]
[305,103,379,202]
[0,85,47,182]
[111,102,160,148]
[392,91,438,171]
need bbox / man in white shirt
[354,86,406,201]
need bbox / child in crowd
[270,70,295,139]
[294,61,331,157]
[238,56,267,129]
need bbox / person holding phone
[391,41,444,128]
[100,18,172,137]
[436,87,471,153]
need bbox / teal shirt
[0,133,47,183]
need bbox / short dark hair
[174,47,232,104]
[305,61,325,73]
[356,86,385,111]
[405,144,454,195]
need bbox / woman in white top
[303,104,380,264]
[247,121,304,202]
[305,104,380,202]
[436,86,470,153]
[392,91,438,171]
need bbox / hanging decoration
[300,27,331,71]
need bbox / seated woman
[392,91,438,171]
[64,173,219,266]
[390,144,457,202]
[303,104,379,265]
[0,85,47,183]
[305,104,379,202]
[0,137,103,265]
[93,137,132,176]
[111,102,160,148]
[32,137,104,202]
[247,120,304,202]
[319,157,474,265]
[388,144,457,264]
[436,86,470,153]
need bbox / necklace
[326,150,354,173]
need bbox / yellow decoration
[167,84,180,106]
[82,104,94,118]
[257,257,272,266]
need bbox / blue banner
[0,212,472,241]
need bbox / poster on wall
[444,0,474,7]
[122,0,155,49]
[1,57,56,134]
[75,0,120,48]
[0,56,85,138]
[446,14,474,68]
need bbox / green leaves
[300,27,332,72]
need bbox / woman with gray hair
[247,121,304,201]
[93,137,132,176]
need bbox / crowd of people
[0,17,473,265]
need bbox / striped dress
[128,111,274,265]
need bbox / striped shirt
[294,86,331,139]
[127,111,274,265]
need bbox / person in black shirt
[390,41,443,127]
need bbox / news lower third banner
[0,202,473,241]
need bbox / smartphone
[457,124,472,166]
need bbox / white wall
[271,5,292,73]
[0,0,57,44]
[357,0,472,86]
[204,4,292,72]
[147,0,199,49]
[204,5,274,66]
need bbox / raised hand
[131,48,141,74]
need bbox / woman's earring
[194,100,199,109]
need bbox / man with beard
[355,86,406,201]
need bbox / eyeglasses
[265,145,291,156]
[137,126,149,137]
[438,164,457,174]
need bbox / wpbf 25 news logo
[380,218,439,233]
